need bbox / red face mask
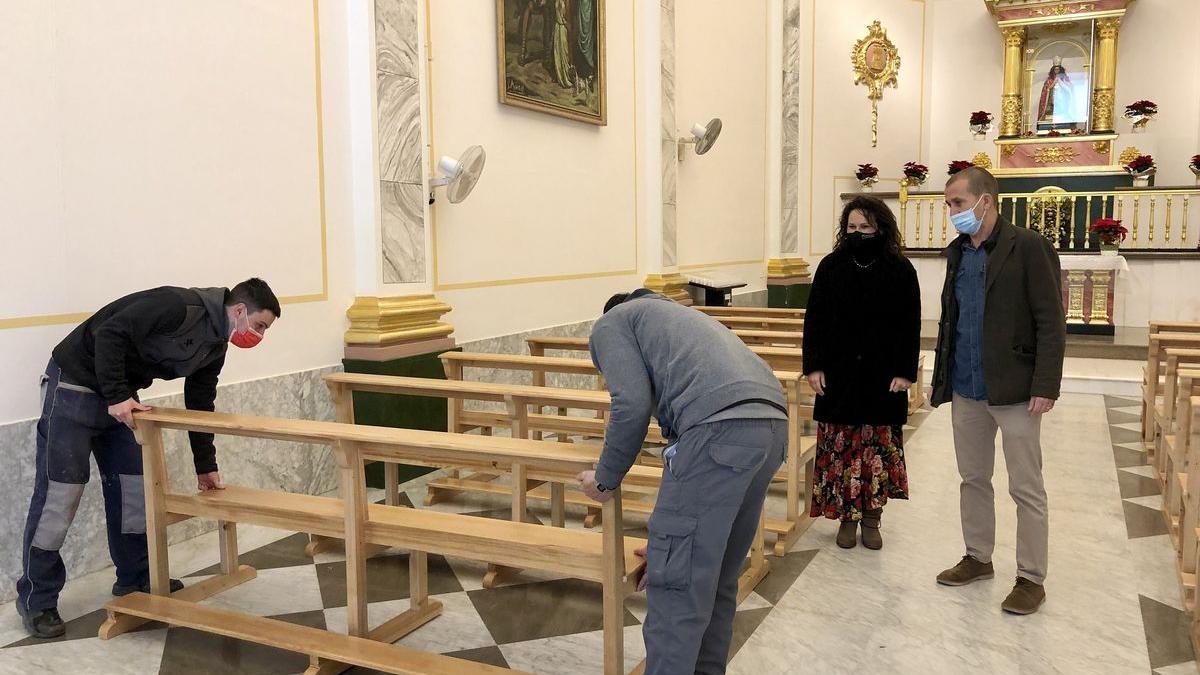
[230,310,264,349]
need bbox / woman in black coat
[802,196,921,550]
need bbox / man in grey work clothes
[578,289,788,674]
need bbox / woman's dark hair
[836,195,903,257]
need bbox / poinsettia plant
[969,111,993,126]
[948,160,974,176]
[1124,154,1156,175]
[1189,154,1200,173]
[902,162,929,183]
[1089,217,1128,246]
[855,163,879,181]
[1124,100,1158,117]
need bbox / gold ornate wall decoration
[850,20,900,148]
[1001,144,1017,158]
[1032,146,1079,164]
[1033,3,1096,17]
[1118,146,1142,165]
[1092,140,1111,155]
[344,295,454,346]
[971,152,993,170]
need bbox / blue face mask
[950,194,986,236]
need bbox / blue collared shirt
[952,239,988,400]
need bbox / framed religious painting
[496,0,607,125]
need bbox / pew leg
[384,462,400,507]
[218,520,238,575]
[585,507,603,528]
[551,483,566,528]
[737,512,770,604]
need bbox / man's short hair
[603,293,630,314]
[946,166,999,205]
[228,278,281,318]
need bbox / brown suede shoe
[861,508,882,550]
[936,555,995,586]
[836,520,858,548]
[1001,577,1046,615]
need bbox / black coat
[929,218,1065,407]
[802,248,922,426]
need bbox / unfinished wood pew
[102,408,646,675]
[696,306,806,319]
[711,315,805,331]
[318,373,772,600]
[441,351,819,556]
[526,335,925,416]
[1166,372,1200,553]
[1153,350,1200,481]
[1173,393,1200,618]
[1142,327,1200,444]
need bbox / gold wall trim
[0,0,330,331]
[678,259,765,272]
[996,9,1126,28]
[427,0,640,292]
[991,165,1128,177]
[344,294,454,346]
[994,133,1116,145]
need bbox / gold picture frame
[850,20,900,147]
[496,0,607,125]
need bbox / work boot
[1001,577,1046,615]
[936,555,995,586]
[861,508,883,550]
[836,519,858,548]
[17,606,65,639]
[112,578,184,597]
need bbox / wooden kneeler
[100,409,646,674]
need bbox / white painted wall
[674,0,768,278]
[0,1,358,424]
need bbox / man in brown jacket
[929,167,1065,615]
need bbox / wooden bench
[1142,324,1200,445]
[526,335,925,416]
[316,373,772,599]
[1154,350,1200,482]
[695,306,806,319]
[101,408,646,675]
[440,351,819,557]
[711,315,805,331]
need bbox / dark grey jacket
[588,292,787,488]
[930,218,1066,407]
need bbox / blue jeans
[16,360,149,613]
[643,418,787,675]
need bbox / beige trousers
[951,394,1049,584]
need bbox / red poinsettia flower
[855,163,879,180]
[969,111,993,126]
[1190,154,1200,171]
[1124,154,1156,174]
[902,161,929,180]
[1089,217,1128,245]
[948,160,974,175]
[1124,100,1158,116]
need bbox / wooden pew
[711,315,805,331]
[1166,372,1200,559]
[526,335,925,416]
[1142,326,1200,445]
[1154,350,1200,482]
[440,351,819,557]
[696,306,806,319]
[101,408,645,675]
[319,373,772,600]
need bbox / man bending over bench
[16,279,280,639]
[579,289,788,674]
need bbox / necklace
[851,255,876,269]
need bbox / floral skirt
[809,422,909,522]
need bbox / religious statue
[1036,57,1074,126]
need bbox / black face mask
[845,231,884,254]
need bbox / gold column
[643,273,693,305]
[1091,17,1121,134]
[1000,26,1026,138]
[344,294,454,346]
[1066,271,1086,325]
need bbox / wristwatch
[596,481,611,493]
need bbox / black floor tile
[468,577,639,645]
[316,552,462,608]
